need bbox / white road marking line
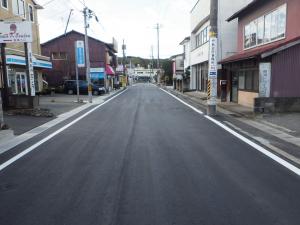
[160,88,204,115]
[159,87,300,176]
[206,116,300,176]
[0,89,127,172]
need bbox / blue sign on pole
[75,41,85,68]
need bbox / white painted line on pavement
[159,87,300,176]
[0,89,127,172]
[160,88,204,115]
[205,116,300,176]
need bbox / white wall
[191,0,211,32]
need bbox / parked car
[63,80,106,95]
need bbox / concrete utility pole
[83,7,92,103]
[154,23,160,69]
[0,43,9,110]
[207,0,218,116]
[122,40,127,85]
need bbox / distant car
[63,80,106,95]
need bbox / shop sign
[75,41,85,68]
[0,21,32,43]
[259,63,271,97]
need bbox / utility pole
[122,40,127,86]
[207,0,218,116]
[83,7,92,103]
[64,9,74,36]
[154,23,160,69]
[151,45,154,82]
[1,43,9,110]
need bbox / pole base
[207,105,217,116]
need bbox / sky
[37,0,196,59]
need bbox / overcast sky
[37,0,196,59]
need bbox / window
[28,4,34,22]
[238,70,259,91]
[244,4,287,49]
[1,0,8,9]
[195,26,209,48]
[12,0,26,18]
[52,52,67,60]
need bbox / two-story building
[189,0,251,94]
[221,0,300,112]
[171,54,184,92]
[0,0,52,97]
[41,30,118,91]
[179,37,191,91]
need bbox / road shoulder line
[159,87,300,176]
[0,89,127,172]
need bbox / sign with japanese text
[75,41,85,68]
[26,43,36,96]
[208,37,218,105]
[259,63,271,97]
[0,21,32,43]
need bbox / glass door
[16,72,28,95]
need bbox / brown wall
[237,0,300,52]
[41,32,108,86]
[0,0,41,54]
[271,43,300,97]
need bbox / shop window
[238,72,245,89]
[238,70,259,92]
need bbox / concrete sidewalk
[0,89,125,149]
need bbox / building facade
[189,0,252,93]
[179,37,191,91]
[0,0,52,96]
[171,54,184,92]
[41,30,117,91]
[221,0,300,111]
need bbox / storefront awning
[220,36,300,64]
[106,65,115,76]
[6,55,52,69]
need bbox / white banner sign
[208,37,218,105]
[0,21,33,43]
[259,63,271,98]
[26,43,36,96]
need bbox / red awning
[220,36,300,64]
[106,65,115,76]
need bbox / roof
[41,30,114,51]
[227,0,269,22]
[179,37,191,45]
[32,0,43,9]
[170,53,184,60]
[220,36,300,64]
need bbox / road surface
[0,84,299,225]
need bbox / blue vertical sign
[75,41,85,68]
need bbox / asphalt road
[0,84,300,225]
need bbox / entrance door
[15,72,28,95]
[231,72,238,103]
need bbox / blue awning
[6,55,52,69]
